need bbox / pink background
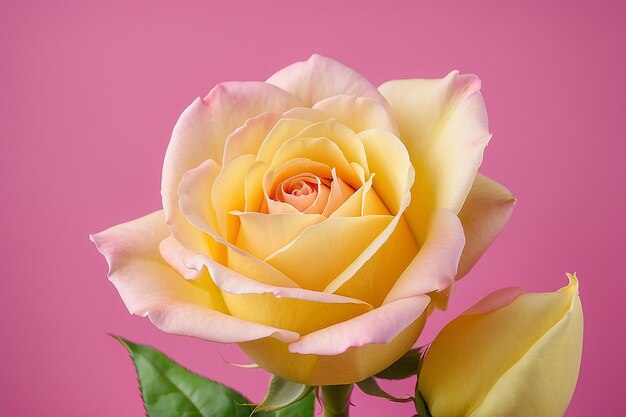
[1,1,624,416]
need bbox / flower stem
[321,384,354,417]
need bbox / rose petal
[221,290,372,335]
[359,128,413,214]
[294,119,370,178]
[159,235,203,280]
[270,137,363,189]
[244,160,268,212]
[463,286,525,316]
[288,295,430,355]
[185,251,371,306]
[332,216,418,307]
[232,211,325,259]
[282,106,333,123]
[329,176,373,217]
[383,209,465,304]
[210,154,256,242]
[240,316,424,385]
[168,159,226,264]
[379,72,490,244]
[457,173,516,278]
[222,112,282,164]
[321,170,354,216]
[313,94,399,135]
[265,215,393,291]
[256,118,313,162]
[263,198,302,214]
[302,178,331,214]
[90,211,299,343]
[267,54,388,107]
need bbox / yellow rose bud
[419,274,583,417]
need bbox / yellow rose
[91,55,515,385]
[418,274,583,417]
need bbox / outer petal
[162,83,302,262]
[419,275,583,417]
[383,209,465,304]
[89,211,299,343]
[159,236,204,280]
[379,72,490,244]
[239,314,426,385]
[267,54,388,108]
[457,173,516,278]
[289,295,429,355]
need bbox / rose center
[275,173,330,212]
[263,167,356,216]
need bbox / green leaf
[414,389,433,417]
[375,347,424,380]
[253,376,315,414]
[356,377,413,403]
[114,336,253,417]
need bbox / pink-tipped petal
[267,54,388,108]
[379,72,491,245]
[162,83,302,263]
[463,286,525,316]
[159,235,203,280]
[384,209,465,304]
[288,295,430,355]
[458,173,516,278]
[90,211,299,343]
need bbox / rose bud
[418,274,583,417]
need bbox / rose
[91,55,515,385]
[418,275,583,417]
